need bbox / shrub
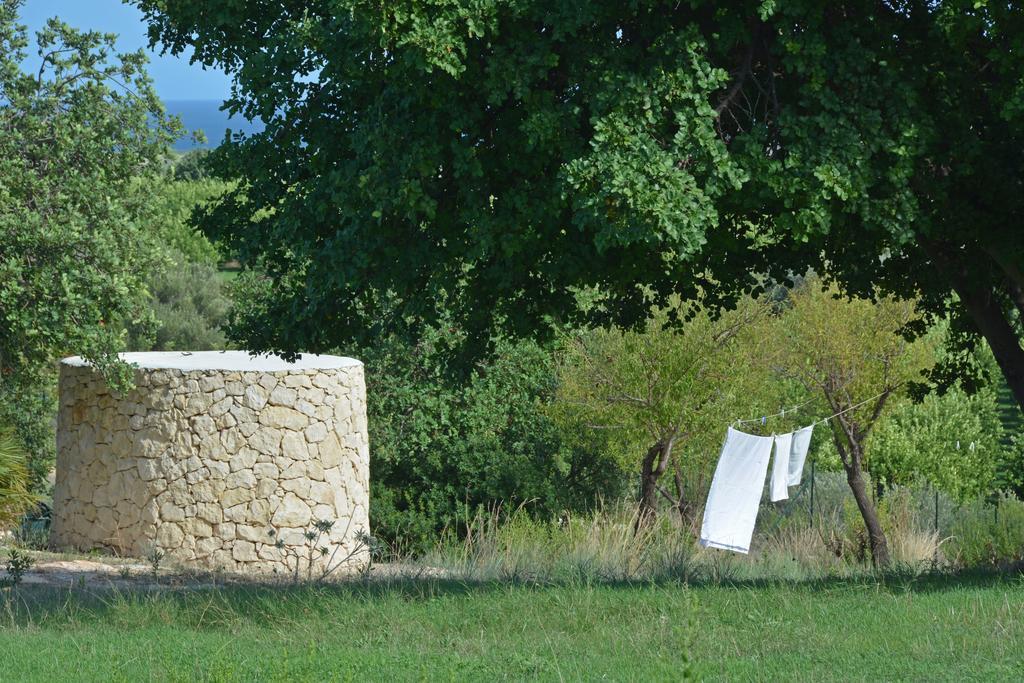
[136,178,230,267]
[947,494,1024,569]
[0,427,36,530]
[867,387,1003,501]
[172,149,212,182]
[126,250,231,352]
[362,330,626,555]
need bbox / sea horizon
[164,98,264,151]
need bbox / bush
[867,387,1004,501]
[362,330,626,555]
[137,178,230,266]
[947,494,1024,569]
[172,149,212,182]
[0,380,56,493]
[0,426,36,530]
[127,251,231,352]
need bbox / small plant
[118,565,131,580]
[146,547,165,579]
[1,548,34,588]
[268,514,375,583]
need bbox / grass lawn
[1,573,1022,681]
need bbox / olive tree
[770,281,936,567]
[552,296,779,528]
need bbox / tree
[770,281,936,567]
[552,296,779,528]
[136,1,1024,414]
[0,2,179,409]
[138,177,230,267]
[868,386,1003,502]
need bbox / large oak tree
[137,1,1024,410]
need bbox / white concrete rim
[61,351,362,372]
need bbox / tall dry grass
[420,476,985,584]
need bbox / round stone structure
[51,351,369,574]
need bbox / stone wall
[50,353,369,575]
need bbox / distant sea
[164,99,264,152]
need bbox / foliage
[126,249,231,352]
[362,327,625,555]
[868,387,1004,501]
[0,427,34,529]
[267,518,375,583]
[997,434,1024,500]
[948,493,1024,569]
[0,1,180,391]
[138,178,230,267]
[172,149,212,182]
[0,1,179,484]
[0,379,55,492]
[136,0,1024,414]
[551,295,783,524]
[768,278,935,566]
[0,548,33,588]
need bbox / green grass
[1,573,1022,681]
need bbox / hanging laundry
[770,433,792,502]
[700,427,774,554]
[787,425,814,486]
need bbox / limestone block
[259,406,307,431]
[244,385,269,411]
[269,385,298,408]
[304,422,328,443]
[281,431,308,460]
[195,537,222,557]
[272,492,312,527]
[222,487,254,508]
[160,502,186,522]
[232,540,258,562]
[157,523,185,548]
[249,427,283,456]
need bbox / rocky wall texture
[50,353,369,575]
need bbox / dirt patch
[11,552,450,590]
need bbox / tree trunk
[829,419,891,568]
[984,246,1024,320]
[845,454,891,568]
[922,238,1024,411]
[955,282,1024,411]
[636,439,674,531]
[672,461,694,528]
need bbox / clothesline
[734,389,893,429]
[810,390,891,427]
[733,398,814,426]
[705,388,896,555]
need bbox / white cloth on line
[787,425,814,486]
[699,427,774,554]
[770,432,792,502]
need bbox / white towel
[770,433,792,502]
[788,425,814,486]
[700,427,774,554]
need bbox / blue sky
[19,0,232,101]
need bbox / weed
[1,548,34,587]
